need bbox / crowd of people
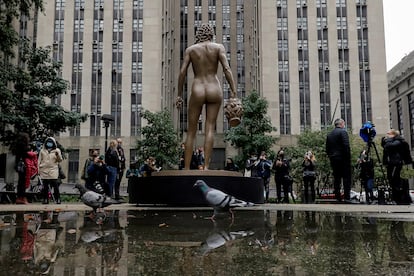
[13,133,64,205]
[13,134,128,205]
[12,116,414,206]
[237,117,413,205]
[80,138,127,200]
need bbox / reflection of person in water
[7,212,37,274]
[360,217,379,267]
[304,212,319,255]
[103,210,124,272]
[80,210,124,274]
[330,215,357,275]
[275,210,293,257]
[255,210,274,250]
[34,211,63,274]
[389,221,414,263]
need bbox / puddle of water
[0,209,414,275]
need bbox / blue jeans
[106,166,118,197]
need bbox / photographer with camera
[326,118,352,203]
[381,129,413,204]
[85,155,106,195]
[273,149,292,203]
[356,150,375,204]
[245,153,259,177]
[302,151,317,203]
[257,151,272,202]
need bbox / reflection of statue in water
[176,23,239,170]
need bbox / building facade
[7,0,389,183]
[387,50,414,152]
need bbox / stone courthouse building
[1,0,390,183]
[387,50,414,151]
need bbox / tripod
[365,138,390,204]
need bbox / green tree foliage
[224,91,277,168]
[0,0,86,152]
[135,109,180,169]
[0,0,43,57]
[0,44,87,150]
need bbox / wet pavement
[1,207,414,275]
[1,202,414,218]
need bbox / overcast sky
[383,0,414,71]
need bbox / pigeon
[193,180,254,220]
[74,184,119,213]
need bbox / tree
[0,0,43,58]
[0,44,87,152]
[0,1,86,152]
[135,109,180,169]
[224,91,277,168]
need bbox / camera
[359,121,376,142]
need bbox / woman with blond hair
[381,129,412,204]
[104,139,119,197]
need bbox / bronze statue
[176,23,238,170]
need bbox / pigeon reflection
[78,210,124,273]
[199,228,254,255]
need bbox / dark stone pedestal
[128,170,264,206]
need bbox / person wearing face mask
[38,137,63,204]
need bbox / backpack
[401,140,413,165]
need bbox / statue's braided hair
[195,23,214,43]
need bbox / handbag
[303,170,316,177]
[58,165,66,179]
[244,168,251,177]
[400,165,414,180]
[283,175,293,185]
[15,158,26,173]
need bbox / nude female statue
[176,23,237,170]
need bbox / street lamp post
[102,114,114,151]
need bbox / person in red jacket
[14,133,38,204]
[24,151,38,189]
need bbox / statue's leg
[204,101,221,170]
[185,94,203,169]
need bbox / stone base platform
[128,170,264,206]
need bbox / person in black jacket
[382,129,413,204]
[114,138,126,200]
[85,155,106,195]
[326,118,352,202]
[105,140,120,198]
[302,151,317,203]
[273,149,291,203]
[356,150,374,204]
[257,152,272,202]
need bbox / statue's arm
[177,48,191,108]
[218,44,236,98]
